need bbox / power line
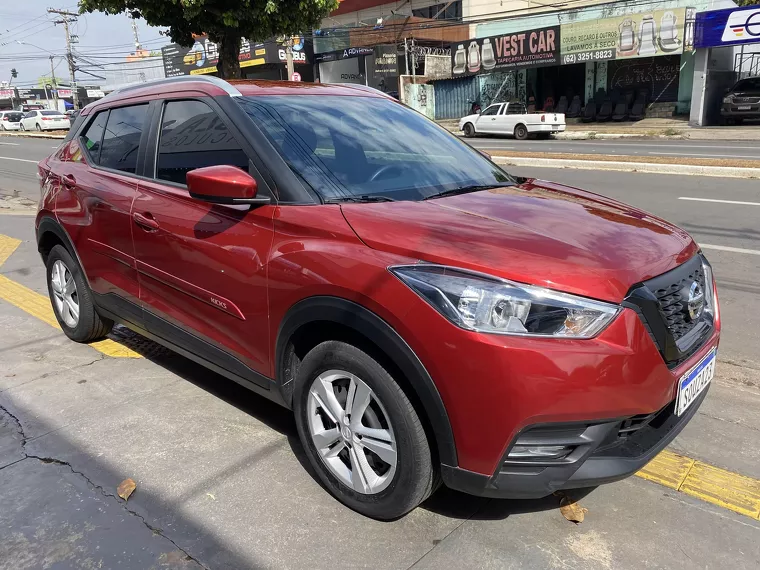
[48,7,80,109]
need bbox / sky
[0,1,165,88]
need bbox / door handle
[133,212,159,231]
[62,173,76,188]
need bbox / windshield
[733,78,760,91]
[237,95,514,201]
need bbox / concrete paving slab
[412,477,760,569]
[21,376,469,569]
[0,457,203,570]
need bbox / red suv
[36,77,720,519]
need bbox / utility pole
[49,56,59,108]
[285,36,294,80]
[130,15,141,51]
[48,8,79,110]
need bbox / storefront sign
[560,7,694,65]
[451,26,560,77]
[373,45,398,77]
[86,89,105,98]
[695,6,760,48]
[56,89,73,98]
[0,89,14,99]
[162,36,309,77]
[315,46,374,64]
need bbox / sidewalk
[437,117,760,141]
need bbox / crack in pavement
[0,402,209,570]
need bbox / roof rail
[106,75,242,98]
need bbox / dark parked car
[36,76,720,519]
[722,77,760,124]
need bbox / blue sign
[695,6,760,48]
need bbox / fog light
[507,445,571,460]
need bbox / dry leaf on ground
[117,478,136,501]
[557,492,588,523]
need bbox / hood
[341,179,698,303]
[459,113,479,125]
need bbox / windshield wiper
[423,183,513,200]
[324,195,396,204]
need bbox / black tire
[514,124,529,140]
[463,122,475,138]
[20,123,25,131]
[46,245,113,343]
[36,123,42,132]
[294,341,436,520]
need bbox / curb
[492,156,760,179]
[0,132,67,140]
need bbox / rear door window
[155,99,249,186]
[80,111,108,164]
[98,104,149,174]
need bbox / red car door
[131,98,276,383]
[52,106,148,319]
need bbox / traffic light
[10,68,17,79]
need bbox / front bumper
[721,104,760,118]
[441,385,708,498]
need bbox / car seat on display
[596,99,613,121]
[566,95,582,118]
[453,45,466,74]
[618,18,638,56]
[582,101,597,122]
[467,41,481,73]
[481,38,496,70]
[555,96,569,114]
[612,100,629,121]
[658,11,682,52]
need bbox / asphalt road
[1,137,759,568]
[465,137,760,160]
[0,136,62,203]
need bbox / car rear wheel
[514,124,529,140]
[463,122,475,138]
[46,245,113,343]
[294,341,436,520]
[36,123,42,131]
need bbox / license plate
[675,348,716,416]
[737,105,751,110]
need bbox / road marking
[637,449,760,519]
[654,152,760,159]
[0,142,20,146]
[0,234,141,358]
[679,197,760,207]
[700,244,760,256]
[0,156,38,163]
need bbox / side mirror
[187,165,270,206]
[480,150,492,160]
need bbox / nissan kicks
[36,77,720,520]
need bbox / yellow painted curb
[636,449,760,520]
[0,235,141,358]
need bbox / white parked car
[0,111,24,131]
[459,102,566,140]
[19,110,71,132]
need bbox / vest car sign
[696,6,760,48]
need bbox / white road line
[679,197,760,206]
[700,244,760,256]
[0,142,20,146]
[653,152,760,158]
[0,156,38,164]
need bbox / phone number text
[562,49,615,64]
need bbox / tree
[36,75,64,89]
[79,0,338,78]
[734,0,758,5]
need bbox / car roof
[81,76,390,117]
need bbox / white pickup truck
[459,102,566,140]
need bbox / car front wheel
[36,123,42,131]
[19,123,25,131]
[463,122,475,137]
[294,341,436,520]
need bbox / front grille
[734,97,760,104]
[623,254,714,367]
[651,264,705,341]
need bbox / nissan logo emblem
[687,281,705,320]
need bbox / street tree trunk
[217,32,242,79]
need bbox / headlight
[702,259,715,318]
[391,265,620,338]
[723,96,733,103]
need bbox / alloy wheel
[307,369,397,494]
[50,260,79,328]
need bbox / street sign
[291,71,302,82]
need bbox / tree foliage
[79,0,338,77]
[734,0,758,6]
